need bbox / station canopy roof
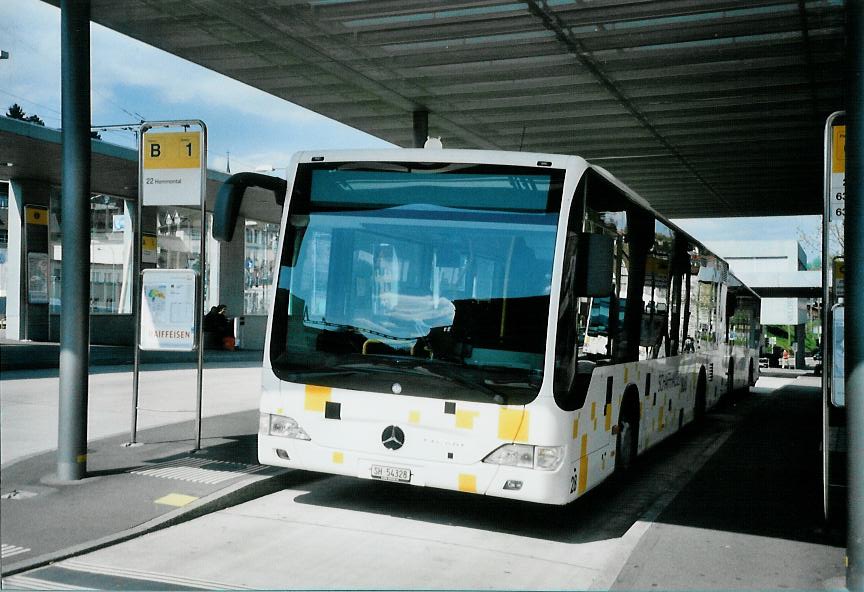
[46,0,847,219]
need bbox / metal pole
[194,123,208,451]
[57,0,91,481]
[413,109,429,148]
[130,125,147,445]
[845,1,864,588]
[823,110,842,520]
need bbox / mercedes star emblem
[381,425,405,451]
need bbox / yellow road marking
[154,493,198,507]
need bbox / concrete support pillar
[4,181,53,342]
[57,0,91,481]
[5,181,24,340]
[795,323,806,369]
[413,109,428,148]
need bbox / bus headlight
[483,444,563,471]
[264,413,311,440]
[534,446,564,470]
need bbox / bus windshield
[269,162,564,404]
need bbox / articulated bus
[214,149,761,505]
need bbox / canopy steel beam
[525,0,735,212]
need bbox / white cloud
[0,0,378,131]
[0,0,62,124]
[88,21,325,126]
[1,0,394,168]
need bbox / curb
[1,468,292,578]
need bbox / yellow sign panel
[834,258,844,279]
[25,206,48,226]
[832,125,845,174]
[143,132,201,170]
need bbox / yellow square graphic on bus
[143,132,202,170]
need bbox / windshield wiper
[304,319,424,342]
[279,368,364,381]
[349,358,508,405]
[483,378,541,389]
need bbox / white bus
[214,149,761,505]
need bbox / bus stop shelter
[29,0,864,588]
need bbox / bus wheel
[694,369,707,423]
[615,401,639,473]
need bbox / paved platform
[1,411,289,577]
[0,375,848,589]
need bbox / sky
[0,0,826,261]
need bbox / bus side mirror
[213,172,287,242]
[575,233,614,297]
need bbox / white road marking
[129,456,266,484]
[1,543,31,559]
[1,574,90,590]
[60,558,253,590]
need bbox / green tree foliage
[7,102,101,139]
[6,103,26,119]
[5,103,45,126]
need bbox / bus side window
[553,183,588,411]
[639,220,673,360]
[668,234,689,356]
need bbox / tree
[6,103,26,120]
[797,221,844,270]
[5,104,45,126]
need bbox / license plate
[370,464,411,483]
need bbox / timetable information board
[140,269,197,351]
